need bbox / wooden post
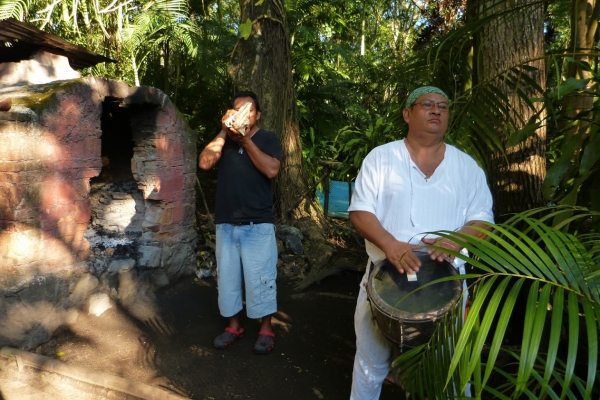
[316,160,342,217]
[348,177,352,207]
[323,165,330,217]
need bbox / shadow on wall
[0,77,197,350]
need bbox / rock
[195,269,213,279]
[276,239,286,255]
[278,225,304,240]
[108,258,136,272]
[150,271,170,289]
[68,273,100,308]
[138,246,161,268]
[285,236,304,255]
[0,272,76,349]
[88,293,113,316]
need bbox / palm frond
[392,206,599,398]
[0,0,32,20]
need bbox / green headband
[405,86,449,107]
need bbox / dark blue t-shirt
[214,128,282,224]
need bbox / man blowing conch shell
[198,91,282,355]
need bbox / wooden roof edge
[0,18,116,69]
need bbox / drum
[366,252,463,349]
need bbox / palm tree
[392,205,600,398]
[126,0,200,93]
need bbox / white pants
[350,282,392,400]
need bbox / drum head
[368,252,462,322]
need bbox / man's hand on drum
[383,242,423,274]
[421,236,461,263]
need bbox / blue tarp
[316,180,355,218]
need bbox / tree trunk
[551,0,599,204]
[229,0,307,223]
[562,0,599,137]
[475,0,547,220]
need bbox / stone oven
[0,19,197,349]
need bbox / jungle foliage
[1,0,597,211]
[1,0,599,397]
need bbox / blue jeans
[215,223,278,319]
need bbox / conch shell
[224,102,252,136]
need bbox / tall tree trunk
[549,0,600,205]
[562,0,599,138]
[475,0,546,220]
[229,0,307,223]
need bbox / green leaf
[580,133,600,175]
[481,279,524,391]
[505,116,541,147]
[543,135,582,200]
[581,300,598,398]
[557,77,590,99]
[239,19,253,40]
[560,291,580,398]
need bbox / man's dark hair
[231,91,261,112]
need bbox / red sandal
[213,327,244,349]
[253,330,275,355]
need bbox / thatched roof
[0,18,115,69]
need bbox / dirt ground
[0,268,404,400]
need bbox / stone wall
[0,77,197,349]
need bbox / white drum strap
[365,259,377,321]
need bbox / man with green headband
[348,86,494,399]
